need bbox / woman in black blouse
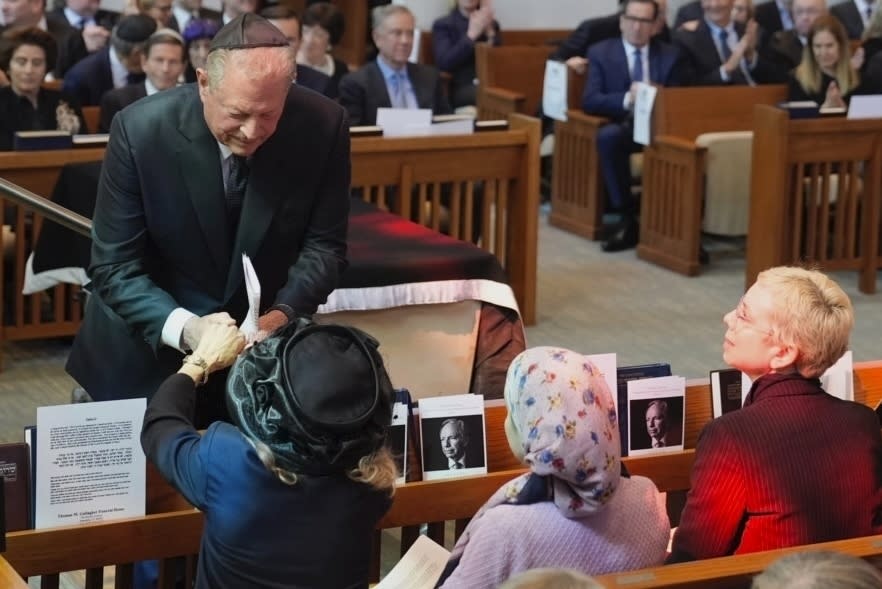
[0,27,85,150]
[788,16,861,108]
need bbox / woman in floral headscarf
[0,27,85,149]
[437,347,670,588]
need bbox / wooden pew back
[745,105,882,294]
[6,361,882,587]
[652,85,789,141]
[637,85,788,276]
[475,44,550,120]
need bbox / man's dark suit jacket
[50,6,120,31]
[0,13,88,78]
[674,20,776,85]
[98,82,146,132]
[338,61,452,126]
[550,13,671,63]
[673,1,702,30]
[831,0,865,40]
[582,37,680,121]
[62,46,145,106]
[550,13,621,62]
[761,29,804,83]
[431,8,500,106]
[66,83,350,403]
[669,373,882,561]
[754,1,786,36]
[297,64,336,99]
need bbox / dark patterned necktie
[226,155,249,234]
[719,29,732,61]
[632,48,644,83]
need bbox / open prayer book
[374,535,450,589]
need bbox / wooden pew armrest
[565,110,609,128]
[651,135,705,153]
[483,86,526,103]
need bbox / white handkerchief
[241,253,260,341]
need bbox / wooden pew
[6,361,882,586]
[593,534,882,589]
[637,85,788,276]
[0,555,29,589]
[0,114,540,362]
[81,106,100,135]
[745,105,882,294]
[475,43,551,121]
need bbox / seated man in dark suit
[0,0,88,77]
[762,0,825,82]
[583,0,679,252]
[831,0,873,40]
[99,28,185,132]
[51,0,119,54]
[260,5,336,99]
[339,4,452,126]
[549,0,670,76]
[431,0,500,109]
[63,13,156,106]
[674,0,776,85]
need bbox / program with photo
[627,376,686,456]
[419,394,487,481]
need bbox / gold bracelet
[182,353,210,386]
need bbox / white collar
[145,78,159,96]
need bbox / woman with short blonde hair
[752,550,882,589]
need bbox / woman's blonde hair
[752,551,882,589]
[249,439,398,494]
[795,15,859,96]
[756,266,853,378]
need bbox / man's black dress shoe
[602,221,639,252]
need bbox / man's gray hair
[111,29,149,58]
[203,44,296,89]
[371,3,412,31]
[646,399,668,417]
[440,418,467,437]
[752,551,882,589]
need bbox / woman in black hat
[141,320,397,589]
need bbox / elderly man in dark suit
[583,0,679,252]
[832,0,875,39]
[62,13,156,106]
[669,266,882,562]
[674,0,776,85]
[98,28,185,132]
[66,13,350,426]
[339,4,451,126]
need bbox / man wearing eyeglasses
[582,0,680,252]
[673,0,776,86]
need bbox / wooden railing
[7,360,882,587]
[745,105,882,294]
[475,43,551,121]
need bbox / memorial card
[419,394,487,481]
[627,376,686,456]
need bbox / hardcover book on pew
[617,363,672,456]
[24,425,36,529]
[0,442,31,532]
[0,474,5,551]
[710,368,743,418]
[14,130,73,151]
[391,389,412,486]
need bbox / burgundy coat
[669,372,882,562]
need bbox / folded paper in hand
[241,253,260,342]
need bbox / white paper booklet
[419,394,487,481]
[375,534,450,589]
[241,253,260,342]
[627,376,686,456]
[391,401,408,485]
[633,82,658,146]
[542,59,569,122]
[35,398,146,529]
